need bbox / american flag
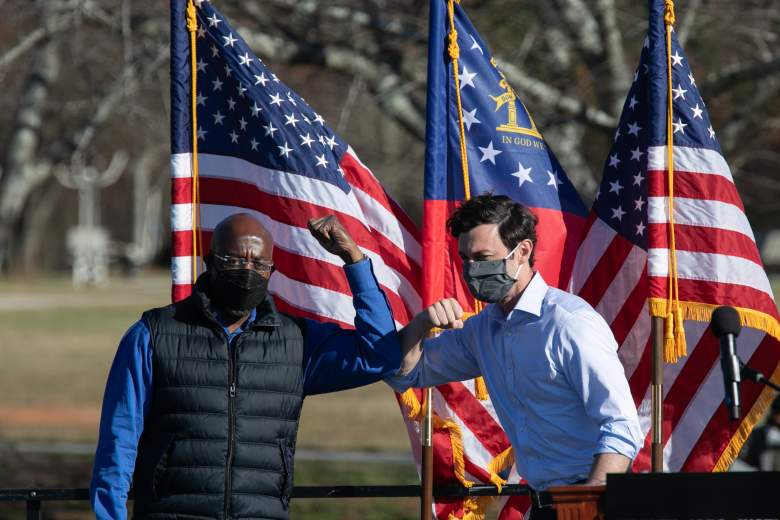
[414,1,587,518]
[569,0,780,473]
[169,0,422,336]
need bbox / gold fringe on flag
[715,363,780,471]
[485,445,514,492]
[400,388,424,421]
[434,415,474,489]
[648,297,780,471]
[473,377,489,401]
[649,299,780,344]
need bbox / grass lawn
[0,271,419,518]
[0,272,412,451]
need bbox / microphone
[710,306,742,421]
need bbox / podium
[544,484,605,520]
[604,471,780,519]
[541,472,780,519]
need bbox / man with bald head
[91,213,401,520]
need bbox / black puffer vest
[132,275,306,520]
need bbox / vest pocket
[278,438,295,509]
[151,433,176,500]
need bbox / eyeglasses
[212,253,275,274]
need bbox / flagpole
[651,316,664,472]
[421,387,434,520]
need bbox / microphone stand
[740,360,780,393]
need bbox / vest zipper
[224,337,239,520]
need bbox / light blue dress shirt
[390,272,642,490]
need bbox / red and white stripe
[170,150,423,326]
[569,145,780,472]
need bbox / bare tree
[1,0,778,273]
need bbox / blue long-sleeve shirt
[389,272,642,490]
[91,259,399,519]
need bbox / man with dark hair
[392,194,641,511]
[91,213,401,520]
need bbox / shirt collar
[213,307,257,332]
[491,271,547,321]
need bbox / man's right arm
[390,298,480,390]
[90,320,153,520]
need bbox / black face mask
[209,268,268,321]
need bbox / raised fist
[307,215,364,264]
[423,298,464,330]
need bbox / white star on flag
[672,84,687,100]
[300,133,314,147]
[278,142,292,157]
[510,162,533,187]
[459,66,477,89]
[462,108,481,131]
[547,170,562,190]
[478,141,501,164]
[223,33,237,47]
[284,113,299,127]
[269,93,284,106]
[611,206,626,221]
[469,35,483,54]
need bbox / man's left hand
[308,215,365,264]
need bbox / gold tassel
[433,416,474,489]
[456,496,492,520]
[663,311,677,363]
[474,377,489,401]
[400,388,422,421]
[674,305,687,360]
[486,446,514,493]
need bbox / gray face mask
[463,243,522,303]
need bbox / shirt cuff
[595,428,641,459]
[385,362,422,392]
[343,257,376,294]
